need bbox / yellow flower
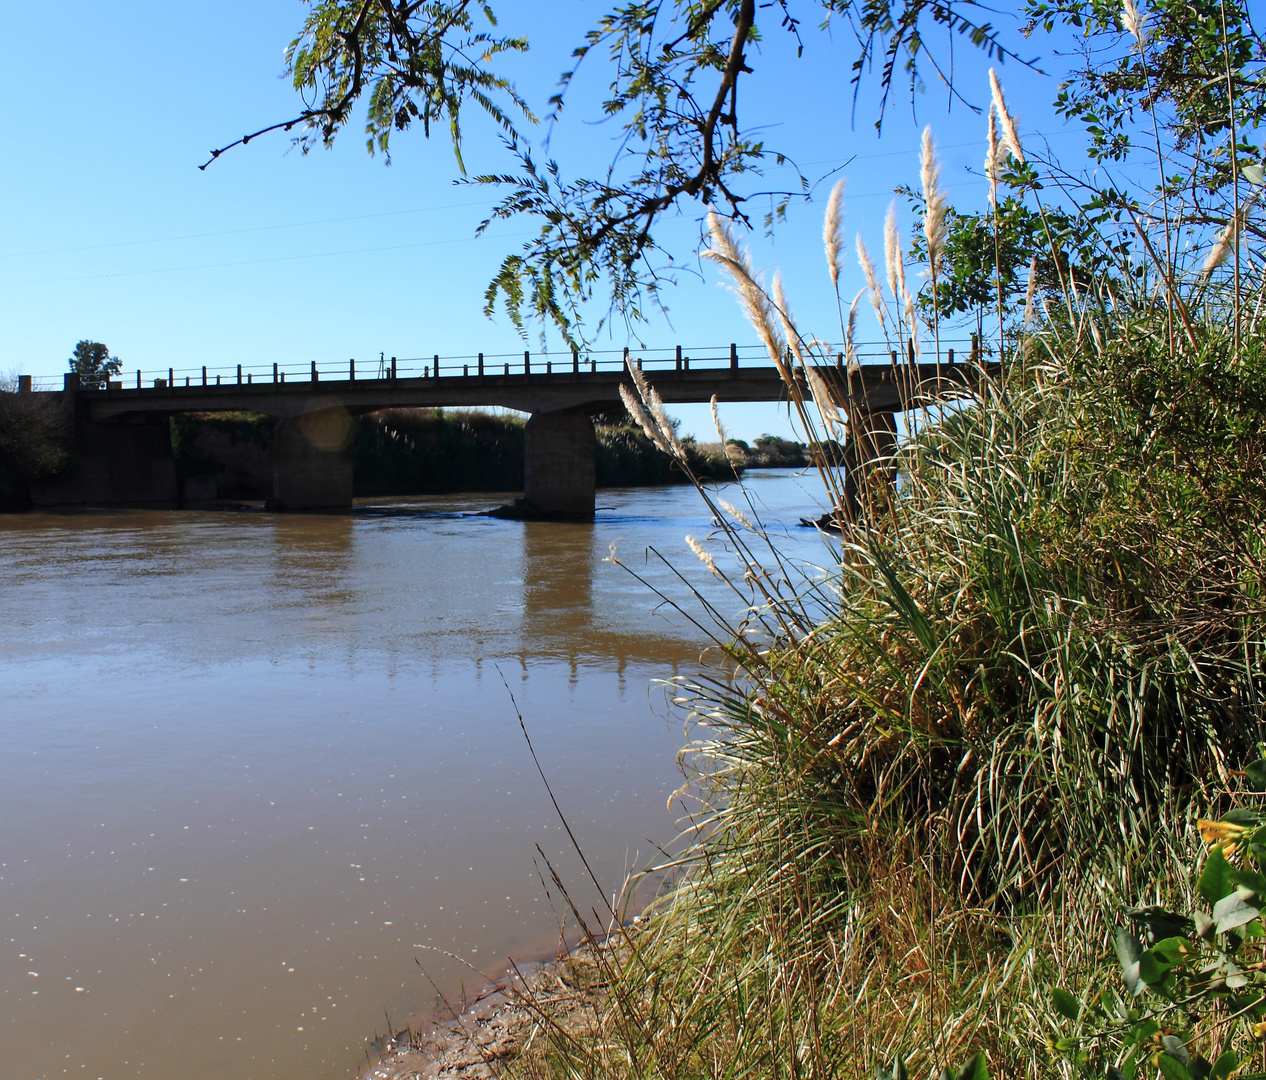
[1199,818,1249,845]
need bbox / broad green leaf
[1230,866,1266,897]
[1161,1034,1191,1066]
[1241,164,1266,186]
[1210,1051,1239,1080]
[1157,1055,1193,1080]
[1200,844,1235,905]
[1051,986,1080,1021]
[1213,892,1261,933]
[1115,929,1144,995]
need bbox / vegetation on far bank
[169,407,809,501]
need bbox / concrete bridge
[22,342,979,516]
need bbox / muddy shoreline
[356,944,607,1080]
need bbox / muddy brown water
[0,473,830,1080]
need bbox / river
[0,472,831,1080]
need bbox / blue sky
[0,1,1094,440]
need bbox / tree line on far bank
[172,407,807,501]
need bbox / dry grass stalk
[988,68,1025,165]
[824,178,846,291]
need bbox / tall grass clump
[502,16,1266,1078]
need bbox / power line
[1,230,532,288]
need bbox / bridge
[20,341,980,516]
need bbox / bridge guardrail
[17,338,981,395]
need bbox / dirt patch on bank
[358,948,608,1080]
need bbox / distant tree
[69,341,121,389]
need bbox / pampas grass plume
[920,126,947,270]
[988,68,1025,165]
[856,234,888,331]
[823,179,846,291]
[685,535,719,577]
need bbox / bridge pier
[271,408,354,510]
[522,409,596,519]
[843,410,898,516]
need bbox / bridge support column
[271,408,354,510]
[522,409,595,519]
[843,411,898,517]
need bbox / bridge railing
[18,338,980,394]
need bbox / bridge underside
[29,364,980,514]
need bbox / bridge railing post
[573,347,579,375]
[18,375,31,393]
[170,368,175,389]
[730,343,738,372]
[391,356,397,380]
[350,358,356,382]
[478,352,484,379]
[675,345,682,372]
[273,362,278,383]
[434,354,440,380]
[311,360,318,383]
[136,371,141,390]
[524,350,530,377]
[202,366,207,386]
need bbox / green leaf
[1116,929,1144,995]
[1200,845,1235,905]
[1213,891,1261,933]
[1161,1034,1192,1067]
[1158,1055,1193,1080]
[1241,164,1266,186]
[1051,986,1080,1021]
[1230,866,1266,899]
[1210,1052,1239,1080]
[957,1054,989,1080]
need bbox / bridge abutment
[31,378,178,506]
[271,408,355,510]
[522,409,596,519]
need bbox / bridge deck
[56,362,978,422]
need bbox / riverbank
[358,946,608,1080]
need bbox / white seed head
[920,126,948,271]
[717,498,753,530]
[823,179,846,291]
[988,68,1025,165]
[1023,255,1039,326]
[1203,217,1237,275]
[703,211,787,377]
[709,394,727,445]
[685,535,719,576]
[1121,0,1149,45]
[805,365,843,430]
